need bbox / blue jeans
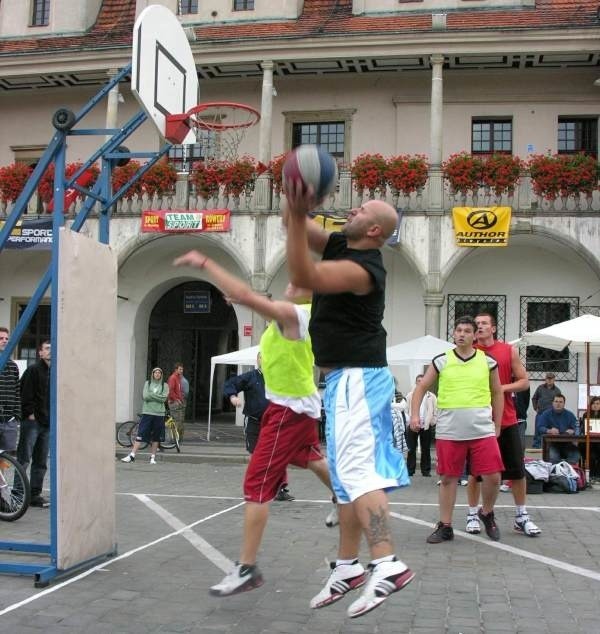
[17,419,49,497]
[548,443,580,465]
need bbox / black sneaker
[274,487,295,501]
[426,522,454,543]
[478,509,500,541]
[30,495,50,508]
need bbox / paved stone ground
[1,441,600,634]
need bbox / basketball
[282,145,338,199]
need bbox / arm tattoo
[365,505,392,548]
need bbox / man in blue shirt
[537,395,580,464]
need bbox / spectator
[580,396,600,481]
[0,327,21,510]
[410,316,504,544]
[531,372,561,448]
[180,368,190,417]
[167,362,185,442]
[18,340,51,508]
[537,395,580,464]
[405,375,437,477]
[0,327,20,455]
[121,368,169,465]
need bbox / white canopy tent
[387,335,455,385]
[207,345,260,441]
[520,314,600,478]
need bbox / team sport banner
[452,207,511,247]
[0,218,53,249]
[141,209,231,233]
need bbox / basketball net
[188,102,260,161]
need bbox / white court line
[390,511,600,583]
[119,492,600,513]
[135,494,233,572]
[0,500,244,617]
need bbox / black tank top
[309,233,388,367]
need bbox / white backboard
[131,5,198,144]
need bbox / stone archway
[147,280,238,419]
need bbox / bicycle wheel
[160,417,179,452]
[117,421,136,448]
[0,452,31,522]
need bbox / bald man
[283,191,413,620]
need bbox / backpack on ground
[571,464,587,491]
[544,461,579,494]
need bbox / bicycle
[0,450,30,521]
[116,414,180,453]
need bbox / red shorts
[436,436,504,477]
[243,402,323,503]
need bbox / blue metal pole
[99,158,112,244]
[48,138,67,569]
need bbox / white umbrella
[387,335,455,384]
[520,314,600,479]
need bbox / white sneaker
[346,559,414,618]
[149,456,156,465]
[466,513,481,534]
[459,479,469,487]
[121,454,135,463]
[499,483,511,492]
[209,562,263,597]
[310,561,366,609]
[514,514,541,537]
[325,502,339,528]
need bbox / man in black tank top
[284,183,415,619]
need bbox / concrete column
[105,68,120,142]
[429,54,445,212]
[255,61,275,210]
[258,61,274,165]
[423,292,445,337]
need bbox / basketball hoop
[165,102,260,160]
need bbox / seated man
[538,395,580,464]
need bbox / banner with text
[452,207,511,247]
[141,209,231,233]
[0,218,53,249]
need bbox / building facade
[0,0,599,425]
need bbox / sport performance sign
[141,209,231,233]
[452,207,511,247]
[0,218,52,250]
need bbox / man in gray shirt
[531,372,561,448]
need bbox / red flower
[481,154,523,196]
[220,156,257,197]
[351,153,387,194]
[268,153,288,195]
[526,153,597,200]
[0,162,33,203]
[142,159,177,197]
[385,155,429,196]
[442,153,484,195]
[112,161,143,200]
[38,162,100,204]
[190,160,224,199]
